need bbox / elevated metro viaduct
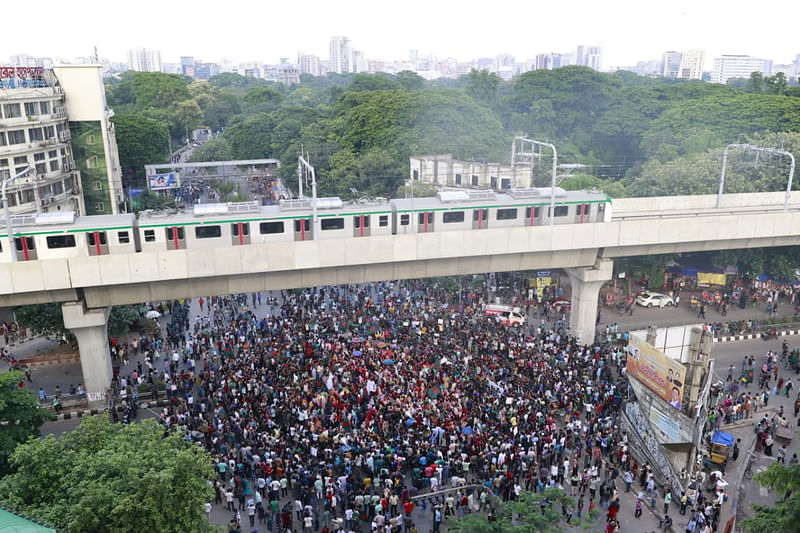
[3,191,800,408]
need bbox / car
[550,297,571,311]
[635,292,675,308]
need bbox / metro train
[0,187,611,262]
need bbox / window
[195,225,221,239]
[92,181,102,190]
[28,128,44,142]
[49,160,59,172]
[0,132,6,147]
[549,206,569,217]
[471,175,479,187]
[442,211,465,223]
[3,103,21,118]
[496,208,518,220]
[14,156,27,165]
[86,156,98,169]
[259,221,284,234]
[35,162,46,175]
[46,235,76,248]
[86,233,107,246]
[117,231,130,244]
[144,230,156,242]
[321,218,345,230]
[418,212,434,224]
[400,214,410,226]
[500,178,511,189]
[525,207,541,219]
[413,170,419,180]
[231,223,249,236]
[455,173,462,185]
[21,189,34,203]
[48,150,57,158]
[7,130,25,144]
[294,220,310,232]
[51,182,63,195]
[490,176,498,189]
[15,237,34,251]
[95,203,104,212]
[34,152,45,161]
[165,227,185,240]
[597,203,606,217]
[64,177,73,190]
[353,216,370,228]
[39,101,51,114]
[379,215,389,227]
[24,102,38,116]
[44,126,54,139]
[86,135,96,145]
[473,209,488,221]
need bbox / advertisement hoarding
[626,335,686,410]
[148,172,180,190]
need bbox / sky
[4,0,799,70]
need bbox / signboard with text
[627,335,687,411]
[148,172,180,190]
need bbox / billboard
[627,335,686,411]
[148,172,180,190]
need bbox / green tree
[129,72,191,109]
[14,303,67,338]
[741,462,800,533]
[465,69,500,106]
[395,70,426,90]
[111,113,169,185]
[170,99,203,141]
[132,189,177,212]
[0,416,214,533]
[0,371,55,474]
[748,72,765,93]
[243,86,285,108]
[107,305,143,339]
[188,136,233,162]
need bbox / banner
[697,272,727,286]
[148,172,180,190]
[649,405,682,441]
[627,335,686,411]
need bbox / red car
[550,297,571,311]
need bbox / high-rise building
[0,64,123,217]
[351,50,367,73]
[409,50,419,65]
[180,56,195,77]
[661,51,682,77]
[126,48,162,72]
[576,45,603,71]
[299,55,321,77]
[711,55,772,84]
[677,49,705,80]
[329,36,351,74]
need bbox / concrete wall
[612,190,800,213]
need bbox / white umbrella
[146,310,161,319]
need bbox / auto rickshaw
[708,430,734,468]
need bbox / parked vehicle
[484,304,527,326]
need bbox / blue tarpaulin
[711,430,734,447]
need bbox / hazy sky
[5,0,799,69]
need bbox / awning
[711,430,734,447]
[0,508,56,532]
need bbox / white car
[635,292,675,308]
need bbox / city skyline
[3,0,798,70]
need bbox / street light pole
[717,143,796,211]
[2,166,33,263]
[513,137,558,225]
[298,156,318,239]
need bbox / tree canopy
[0,416,214,533]
[0,371,55,474]
[742,462,800,533]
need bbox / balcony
[53,107,67,119]
[58,130,71,142]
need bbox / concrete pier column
[565,259,613,345]
[62,302,111,410]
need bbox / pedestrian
[663,490,672,514]
[635,495,643,519]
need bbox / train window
[165,227,185,240]
[117,231,130,244]
[500,178,511,189]
[354,216,370,228]
[400,214,410,226]
[87,232,107,246]
[473,209,488,221]
[496,208,518,220]
[260,221,285,234]
[14,237,35,251]
[525,207,541,218]
[46,235,76,249]
[549,206,569,217]
[144,230,156,242]
[442,211,465,223]
[294,220,310,232]
[597,203,606,216]
[321,218,345,230]
[195,226,222,239]
[379,215,389,227]
[231,223,250,236]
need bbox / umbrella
[353,350,362,356]
[146,310,161,319]
[406,418,415,427]
[383,359,395,365]
[462,426,474,435]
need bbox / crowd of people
[101,277,723,533]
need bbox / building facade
[329,36,351,74]
[299,55,321,77]
[0,67,81,216]
[711,55,772,84]
[677,49,705,79]
[409,155,531,190]
[126,48,162,73]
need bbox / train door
[165,226,186,250]
[353,215,370,237]
[575,204,591,223]
[14,236,37,261]
[87,231,109,256]
[231,222,251,245]
[417,211,435,233]
[524,206,541,226]
[472,208,489,230]
[294,218,312,241]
